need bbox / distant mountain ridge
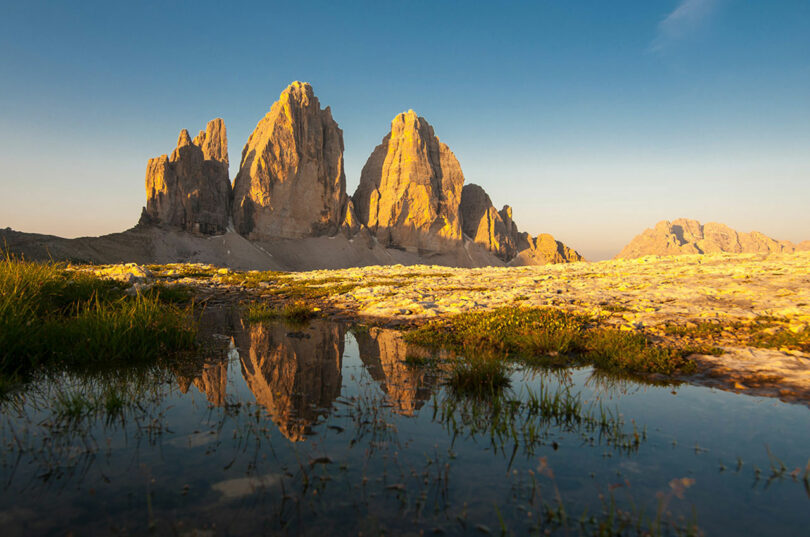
[616,218,810,259]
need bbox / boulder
[140,118,231,235]
[232,82,347,239]
[353,110,464,251]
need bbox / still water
[1,309,809,536]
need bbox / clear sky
[1,0,808,260]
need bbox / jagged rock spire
[232,81,347,239]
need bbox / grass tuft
[406,307,695,377]
[245,300,317,324]
[446,355,511,398]
[0,254,196,375]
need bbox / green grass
[405,307,696,377]
[245,300,317,323]
[664,317,809,353]
[0,255,197,375]
[585,329,694,375]
[445,355,511,397]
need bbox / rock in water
[141,118,230,234]
[616,218,797,259]
[232,82,346,239]
[353,110,464,251]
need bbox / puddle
[1,308,809,535]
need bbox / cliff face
[616,218,797,259]
[132,81,586,268]
[232,82,347,239]
[459,184,528,261]
[509,233,585,266]
[353,110,464,252]
[141,118,231,234]
[459,183,583,264]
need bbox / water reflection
[353,327,438,415]
[176,360,229,407]
[175,318,441,439]
[237,320,344,441]
[3,310,810,536]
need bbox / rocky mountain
[8,81,587,269]
[140,118,231,234]
[509,233,585,265]
[459,184,521,260]
[232,82,347,239]
[459,183,583,264]
[617,218,799,259]
[352,110,464,252]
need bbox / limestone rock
[459,183,521,261]
[352,110,464,251]
[509,233,585,266]
[616,218,796,259]
[232,82,346,239]
[140,119,231,235]
[340,199,360,235]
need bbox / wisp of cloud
[651,0,720,52]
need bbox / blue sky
[1,0,808,259]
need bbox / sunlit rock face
[354,328,436,416]
[232,82,347,239]
[238,321,344,441]
[140,118,231,234]
[509,233,585,265]
[353,110,464,252]
[616,218,797,259]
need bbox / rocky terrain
[85,251,810,405]
[617,218,808,259]
[2,81,582,270]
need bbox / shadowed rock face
[616,218,797,259]
[460,184,522,261]
[354,328,436,416]
[232,82,347,239]
[460,183,583,264]
[141,119,231,235]
[509,233,585,265]
[237,321,344,442]
[353,110,464,252]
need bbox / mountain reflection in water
[177,315,435,440]
[4,310,810,536]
